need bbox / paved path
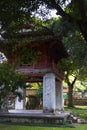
[7,109,70,118]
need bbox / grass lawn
[65,105,87,119]
[0,123,87,130]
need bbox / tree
[36,83,43,101]
[0,0,87,43]
[35,0,87,43]
[0,62,26,110]
[57,22,87,107]
[0,0,87,107]
[47,17,87,107]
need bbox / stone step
[0,110,70,125]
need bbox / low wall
[64,99,87,105]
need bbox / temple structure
[0,25,68,113]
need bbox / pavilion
[0,25,70,124]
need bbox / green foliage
[0,0,87,107]
[49,17,87,106]
[67,0,87,19]
[51,17,87,81]
[0,62,26,106]
[36,83,43,100]
[0,0,39,26]
[65,106,87,119]
[54,17,87,81]
[63,31,87,79]
[0,0,87,42]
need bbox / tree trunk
[68,85,74,107]
[54,1,87,43]
[0,96,8,112]
[66,76,77,108]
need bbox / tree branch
[49,0,77,24]
[65,72,71,86]
[72,77,77,87]
[49,0,87,42]
[73,0,86,19]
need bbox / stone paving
[8,109,70,117]
[0,110,70,124]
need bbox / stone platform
[0,110,70,125]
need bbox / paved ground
[9,109,43,114]
[7,109,70,118]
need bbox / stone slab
[0,110,70,124]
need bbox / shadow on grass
[65,106,87,119]
[0,122,76,128]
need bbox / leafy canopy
[0,62,26,105]
[0,0,87,42]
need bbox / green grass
[65,105,87,119]
[0,123,87,130]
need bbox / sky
[0,52,7,63]
[32,4,58,20]
[49,10,58,18]
[34,9,58,19]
